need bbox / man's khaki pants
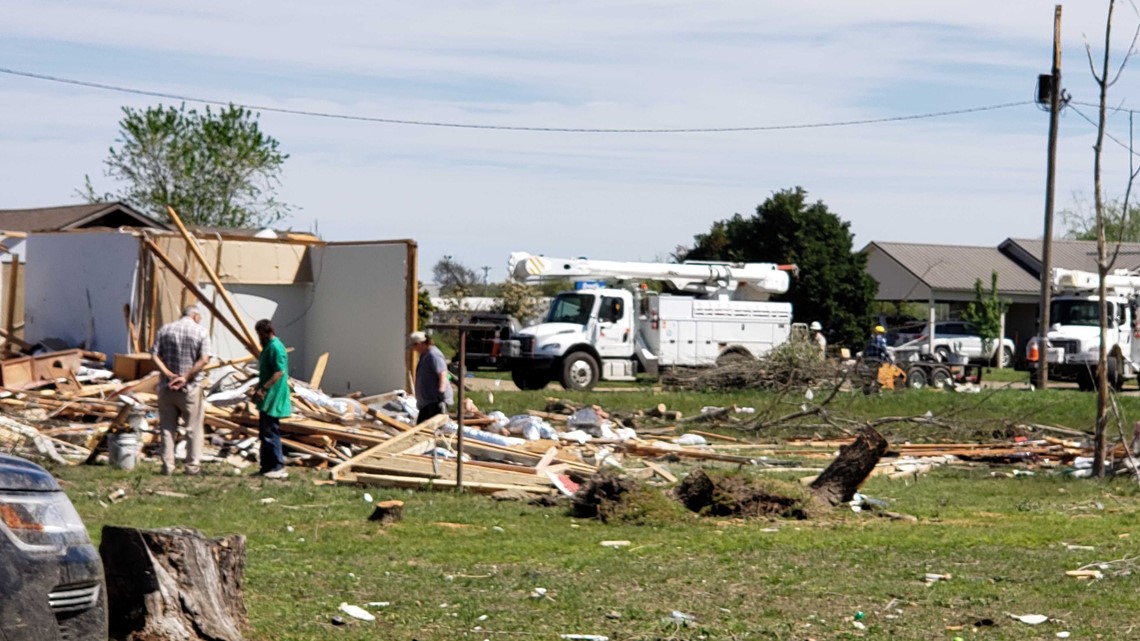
[157,384,204,474]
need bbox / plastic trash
[673,434,708,446]
[804,388,814,401]
[363,493,373,503]
[559,429,593,444]
[530,587,548,599]
[338,602,376,622]
[667,611,696,625]
[1008,613,1049,625]
[560,635,609,641]
[568,408,603,436]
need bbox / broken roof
[999,237,1140,278]
[0,202,165,233]
[865,241,1042,302]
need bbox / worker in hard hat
[809,321,826,359]
[864,324,892,363]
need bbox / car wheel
[560,352,600,391]
[906,366,928,389]
[995,346,1013,368]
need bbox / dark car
[0,453,107,641]
[456,313,522,370]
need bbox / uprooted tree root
[569,470,690,525]
[674,468,827,519]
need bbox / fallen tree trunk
[810,426,888,506]
[100,525,247,641]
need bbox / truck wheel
[510,368,550,391]
[934,346,951,363]
[930,367,952,389]
[906,366,928,389]
[560,352,600,391]
[1108,357,1125,391]
[994,347,1013,368]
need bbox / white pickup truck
[893,321,1014,367]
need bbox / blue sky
[2,1,1139,280]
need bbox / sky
[2,1,1140,282]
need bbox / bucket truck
[1027,267,1140,390]
[501,252,797,391]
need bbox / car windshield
[1051,300,1105,327]
[546,293,594,325]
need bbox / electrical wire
[1067,103,1140,158]
[0,65,1032,134]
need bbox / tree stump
[100,525,247,641]
[810,427,888,506]
[368,500,405,524]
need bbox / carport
[863,241,1043,365]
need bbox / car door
[595,295,633,358]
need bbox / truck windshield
[547,293,594,325]
[1051,299,1108,327]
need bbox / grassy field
[52,385,1140,640]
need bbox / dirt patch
[675,468,825,519]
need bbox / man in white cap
[407,331,453,423]
[810,321,826,359]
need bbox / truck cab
[503,288,635,391]
[1029,291,1140,390]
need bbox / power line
[1067,103,1140,157]
[0,65,1032,134]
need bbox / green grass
[982,367,1030,383]
[51,385,1140,640]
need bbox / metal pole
[456,330,466,492]
[1038,4,1062,389]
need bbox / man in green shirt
[251,319,291,479]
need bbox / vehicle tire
[560,352,600,391]
[1108,356,1125,391]
[1077,370,1095,391]
[994,346,1014,368]
[906,366,928,389]
[510,368,550,391]
[934,346,952,363]
[716,349,753,367]
[930,367,953,389]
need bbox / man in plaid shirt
[150,304,211,475]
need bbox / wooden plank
[166,206,260,349]
[4,254,18,353]
[351,453,554,487]
[644,460,678,483]
[143,239,260,357]
[309,352,329,390]
[350,472,553,495]
[688,429,739,443]
[328,413,450,478]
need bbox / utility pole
[481,266,491,296]
[1037,4,1062,389]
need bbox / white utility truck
[1027,267,1140,390]
[501,252,797,391]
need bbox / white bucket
[108,432,140,470]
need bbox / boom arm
[508,251,794,300]
[1053,267,1140,296]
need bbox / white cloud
[0,1,1138,279]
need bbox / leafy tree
[432,256,480,298]
[495,280,542,322]
[81,103,290,228]
[960,271,1008,359]
[1061,194,1140,242]
[681,187,877,347]
[417,284,435,330]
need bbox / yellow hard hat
[874,325,886,334]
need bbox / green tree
[495,280,542,322]
[960,271,1008,359]
[681,187,877,347]
[417,284,436,330]
[81,103,291,228]
[432,256,480,298]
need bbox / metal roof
[999,237,1140,277]
[0,202,165,232]
[866,241,1042,298]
